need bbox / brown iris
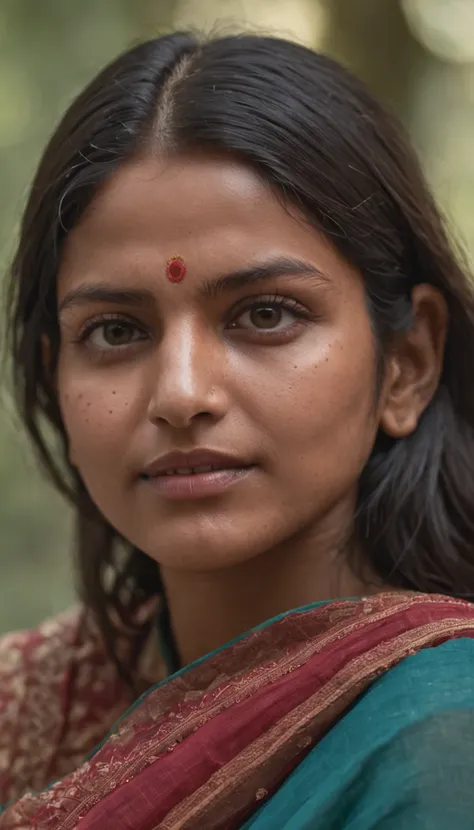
[249,306,282,328]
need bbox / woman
[1,31,474,828]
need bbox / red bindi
[166,255,187,283]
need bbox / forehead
[58,154,357,297]
[63,154,305,253]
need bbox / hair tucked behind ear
[7,31,474,688]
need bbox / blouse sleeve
[243,637,474,829]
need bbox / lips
[139,450,254,500]
[140,450,252,479]
[158,465,229,476]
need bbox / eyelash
[74,313,147,346]
[74,295,313,350]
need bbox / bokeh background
[1,0,473,633]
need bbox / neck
[160,517,387,669]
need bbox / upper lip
[141,449,252,477]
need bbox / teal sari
[2,592,474,828]
[245,638,474,828]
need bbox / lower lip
[141,467,253,500]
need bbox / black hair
[7,32,474,688]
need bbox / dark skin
[55,154,447,668]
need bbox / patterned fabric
[1,592,474,829]
[0,607,131,804]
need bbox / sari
[0,608,131,803]
[1,591,474,828]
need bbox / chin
[148,540,262,573]
[134,520,273,573]
[104,495,306,573]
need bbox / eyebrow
[58,256,331,312]
[200,256,331,299]
[59,285,156,312]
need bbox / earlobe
[380,384,420,438]
[379,284,448,439]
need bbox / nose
[147,319,230,429]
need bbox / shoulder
[340,638,474,826]
[337,639,474,826]
[249,639,474,829]
[0,605,85,667]
[353,636,474,760]
[0,607,130,804]
[363,635,474,716]
[0,607,86,734]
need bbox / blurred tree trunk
[320,0,426,125]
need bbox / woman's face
[57,154,381,571]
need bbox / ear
[379,284,448,438]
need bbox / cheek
[57,367,140,470]
[258,330,378,473]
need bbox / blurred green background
[1,0,473,633]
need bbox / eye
[81,318,147,350]
[230,298,309,333]
[246,306,286,329]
